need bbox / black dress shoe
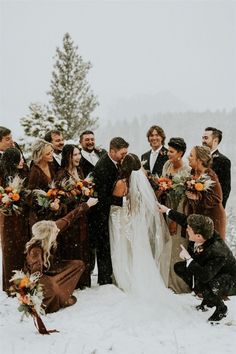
[196,304,208,312]
[208,304,228,322]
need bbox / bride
[109,153,172,299]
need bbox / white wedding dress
[109,168,172,300]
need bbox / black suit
[92,153,123,284]
[141,146,168,177]
[211,150,231,208]
[167,210,236,306]
[79,148,106,178]
[79,148,106,272]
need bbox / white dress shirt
[150,146,162,173]
[81,150,99,166]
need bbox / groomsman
[202,127,231,208]
[141,125,168,177]
[79,130,106,273]
[0,126,28,169]
[79,130,106,177]
[0,126,14,158]
[92,137,129,285]
[44,130,65,172]
[158,204,236,323]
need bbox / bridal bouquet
[33,181,68,213]
[0,176,27,215]
[9,270,58,335]
[185,174,215,193]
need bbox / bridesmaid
[0,147,29,293]
[186,145,226,239]
[161,137,191,293]
[28,139,55,226]
[25,199,97,313]
[56,144,91,288]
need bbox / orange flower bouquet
[9,270,58,335]
[0,176,27,215]
[185,174,215,194]
[33,183,67,212]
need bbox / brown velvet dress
[28,163,56,227]
[25,205,89,313]
[185,169,226,239]
[55,168,91,288]
[0,173,30,292]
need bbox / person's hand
[157,203,169,214]
[179,244,191,260]
[185,191,199,200]
[86,197,98,208]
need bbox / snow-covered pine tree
[20,102,67,159]
[47,33,99,140]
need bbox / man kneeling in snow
[158,205,236,323]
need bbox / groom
[92,137,129,285]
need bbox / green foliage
[47,32,99,139]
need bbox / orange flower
[46,189,54,197]
[195,182,204,191]
[19,276,30,288]
[5,186,13,193]
[76,181,83,188]
[12,193,20,201]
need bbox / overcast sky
[0,0,236,137]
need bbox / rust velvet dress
[28,163,56,227]
[55,168,91,288]
[185,169,226,239]
[0,172,30,292]
[25,205,89,313]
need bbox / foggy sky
[0,0,236,138]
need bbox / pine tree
[20,102,68,159]
[47,33,99,140]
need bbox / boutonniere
[94,146,103,154]
[159,149,167,156]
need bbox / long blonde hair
[25,220,59,269]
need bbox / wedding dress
[109,168,172,300]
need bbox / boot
[208,303,228,322]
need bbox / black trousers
[174,261,236,307]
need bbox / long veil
[127,168,172,298]
[129,169,172,286]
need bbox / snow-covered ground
[1,267,236,354]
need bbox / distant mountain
[105,91,191,121]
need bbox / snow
[1,266,236,354]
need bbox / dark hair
[205,127,222,144]
[193,145,212,168]
[119,153,141,179]
[187,214,214,240]
[109,137,129,151]
[61,144,80,169]
[146,125,166,145]
[79,130,94,141]
[0,126,11,141]
[44,130,62,143]
[0,147,21,182]
[168,137,187,156]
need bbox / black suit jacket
[211,150,231,208]
[92,153,123,215]
[141,146,168,176]
[168,209,236,286]
[79,148,106,178]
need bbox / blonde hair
[194,145,212,168]
[31,139,53,164]
[25,220,59,269]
